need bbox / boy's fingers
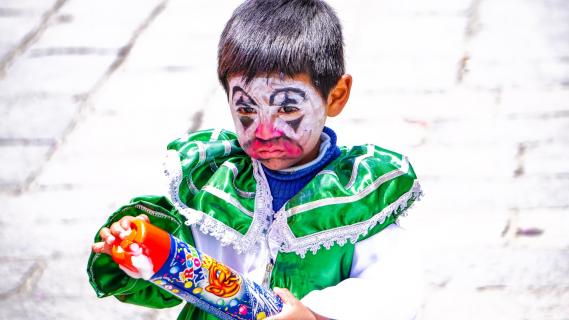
[273,287,297,305]
[136,214,149,222]
[92,242,111,255]
[111,223,128,239]
[92,242,104,253]
[99,227,116,244]
[120,216,133,229]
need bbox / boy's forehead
[228,74,317,95]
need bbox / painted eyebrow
[231,86,258,106]
[269,87,306,105]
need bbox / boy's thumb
[273,287,295,304]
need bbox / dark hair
[217,0,344,99]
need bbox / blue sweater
[262,127,341,211]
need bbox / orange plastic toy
[110,219,171,275]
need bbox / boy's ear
[326,74,352,117]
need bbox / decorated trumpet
[111,220,283,320]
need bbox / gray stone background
[0,0,568,319]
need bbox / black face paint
[286,115,304,132]
[232,86,258,106]
[239,116,254,130]
[269,87,306,105]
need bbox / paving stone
[0,284,184,320]
[423,247,569,289]
[0,145,51,191]
[464,0,569,89]
[0,16,41,62]
[511,208,569,248]
[509,175,569,209]
[343,89,498,121]
[421,287,569,320]
[89,69,218,115]
[519,140,569,177]
[0,93,76,139]
[499,88,569,116]
[0,190,113,258]
[0,53,115,96]
[0,259,37,298]
[32,0,163,50]
[410,209,509,250]
[0,0,59,61]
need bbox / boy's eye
[278,106,299,114]
[237,106,256,114]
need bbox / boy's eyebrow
[269,87,306,105]
[231,86,257,105]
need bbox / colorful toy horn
[111,220,283,320]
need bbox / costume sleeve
[300,224,423,320]
[86,195,196,309]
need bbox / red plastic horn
[111,219,171,275]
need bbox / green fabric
[271,244,354,300]
[284,144,417,240]
[87,129,422,320]
[167,130,419,250]
[168,130,257,236]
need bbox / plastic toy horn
[111,220,283,320]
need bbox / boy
[89,0,423,319]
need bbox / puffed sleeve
[301,224,423,319]
[86,195,195,309]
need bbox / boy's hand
[267,288,329,320]
[91,214,149,255]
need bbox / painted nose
[255,122,283,140]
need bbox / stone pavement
[0,0,567,319]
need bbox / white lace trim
[164,150,271,254]
[270,180,423,258]
[165,150,242,249]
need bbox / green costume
[87,129,422,319]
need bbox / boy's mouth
[246,138,303,159]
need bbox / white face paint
[227,74,327,170]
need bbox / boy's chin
[257,158,298,171]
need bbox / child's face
[227,73,327,170]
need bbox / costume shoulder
[271,144,422,257]
[164,129,263,253]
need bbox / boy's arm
[87,195,194,308]
[300,224,423,320]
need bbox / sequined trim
[287,157,410,217]
[271,180,423,258]
[202,185,254,217]
[344,145,375,189]
[184,141,206,195]
[221,162,256,199]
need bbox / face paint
[227,74,327,170]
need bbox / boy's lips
[247,139,303,159]
[256,148,286,158]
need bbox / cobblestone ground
[0,0,568,319]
